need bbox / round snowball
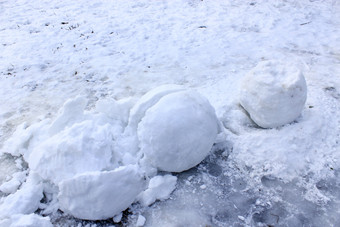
[240,60,307,128]
[138,90,219,172]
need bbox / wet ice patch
[145,208,212,227]
[240,60,307,128]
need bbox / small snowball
[138,175,177,206]
[240,60,307,128]
[58,165,144,220]
[113,213,123,223]
[136,214,146,226]
[138,90,219,172]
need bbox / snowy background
[1,0,340,226]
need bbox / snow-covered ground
[1,0,340,226]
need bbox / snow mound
[0,86,219,221]
[58,165,144,220]
[138,90,219,172]
[239,60,307,128]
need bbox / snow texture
[58,165,144,220]
[0,0,340,226]
[138,90,219,172]
[240,60,307,128]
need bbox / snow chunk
[58,165,144,220]
[138,90,219,172]
[1,213,53,227]
[113,213,122,223]
[138,175,177,206]
[28,120,116,184]
[96,97,135,124]
[240,60,307,128]
[0,173,43,219]
[49,96,87,135]
[136,214,146,226]
[0,171,26,194]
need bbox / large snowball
[138,90,219,172]
[58,165,144,220]
[240,60,307,128]
[127,84,185,133]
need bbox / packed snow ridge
[0,62,307,224]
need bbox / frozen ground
[1,0,340,226]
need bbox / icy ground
[1,0,340,226]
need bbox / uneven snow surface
[1,0,340,226]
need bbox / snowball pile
[240,60,307,128]
[1,61,308,223]
[0,85,219,222]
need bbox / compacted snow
[58,165,144,220]
[1,0,340,226]
[138,89,219,172]
[240,60,307,128]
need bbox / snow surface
[1,0,340,226]
[240,60,307,128]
